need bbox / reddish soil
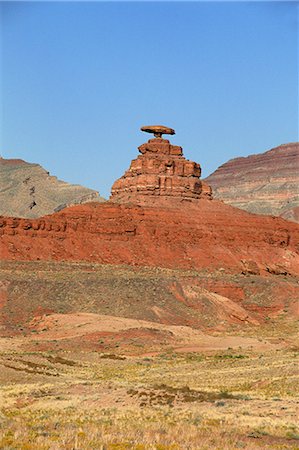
[1,258,298,340]
[12,312,285,355]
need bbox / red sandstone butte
[0,130,298,276]
[110,136,212,206]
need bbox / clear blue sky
[1,1,298,198]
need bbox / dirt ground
[0,312,298,450]
[0,261,298,449]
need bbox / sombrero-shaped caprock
[141,125,175,138]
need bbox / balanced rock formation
[205,143,299,223]
[0,157,105,218]
[110,125,212,205]
[0,128,298,278]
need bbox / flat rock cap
[141,125,175,136]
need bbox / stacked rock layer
[0,201,298,277]
[110,138,212,205]
[205,143,299,223]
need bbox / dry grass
[0,344,298,449]
[0,260,298,448]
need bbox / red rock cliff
[0,201,298,277]
[1,130,298,277]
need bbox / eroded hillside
[0,157,105,218]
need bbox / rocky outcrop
[205,143,299,223]
[0,200,298,277]
[0,157,105,218]
[1,131,298,278]
[110,136,212,206]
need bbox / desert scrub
[0,407,298,449]
[0,344,298,449]
[127,384,236,408]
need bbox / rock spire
[110,126,212,205]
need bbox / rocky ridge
[205,143,299,223]
[0,157,105,218]
[0,200,298,277]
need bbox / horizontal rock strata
[110,138,212,206]
[0,201,298,276]
[205,143,299,223]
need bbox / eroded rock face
[0,200,298,277]
[205,143,299,223]
[110,138,212,205]
[0,157,105,218]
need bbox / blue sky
[1,1,298,198]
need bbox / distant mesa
[2,135,298,224]
[0,156,105,219]
[110,125,212,205]
[205,142,299,223]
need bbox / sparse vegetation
[0,261,298,448]
[0,345,298,449]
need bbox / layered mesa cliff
[0,201,298,277]
[0,157,105,218]
[1,129,298,278]
[205,143,299,223]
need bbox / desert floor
[0,311,298,450]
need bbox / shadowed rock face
[0,158,105,218]
[110,137,212,206]
[205,143,299,223]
